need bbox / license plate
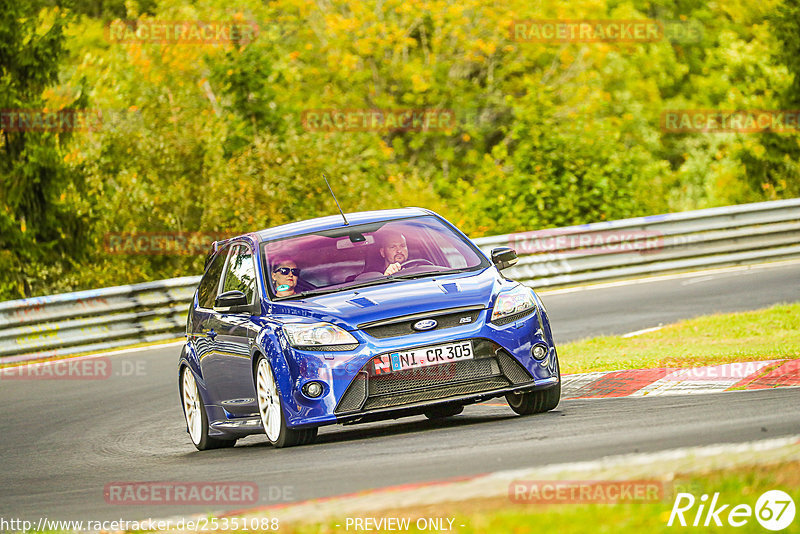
[375,340,474,374]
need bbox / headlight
[283,322,358,348]
[491,285,536,323]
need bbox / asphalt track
[1,261,799,521]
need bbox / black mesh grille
[336,371,368,412]
[364,378,509,410]
[369,358,499,396]
[491,307,536,326]
[497,351,534,384]
[334,338,535,415]
[360,308,482,339]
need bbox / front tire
[505,359,561,415]
[181,367,236,450]
[255,356,317,448]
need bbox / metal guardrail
[1,198,799,363]
[472,197,800,287]
[0,277,199,363]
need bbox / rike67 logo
[668,490,795,531]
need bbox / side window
[197,246,229,309]
[220,244,256,304]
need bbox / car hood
[268,267,512,330]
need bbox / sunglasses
[273,267,300,276]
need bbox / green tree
[737,0,800,200]
[0,2,88,298]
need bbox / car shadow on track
[229,404,564,450]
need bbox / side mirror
[214,290,250,313]
[491,247,518,271]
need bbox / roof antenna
[323,173,349,226]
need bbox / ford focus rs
[179,208,560,449]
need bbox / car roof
[252,207,435,242]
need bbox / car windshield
[261,215,489,298]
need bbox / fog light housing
[302,381,324,398]
[531,344,548,360]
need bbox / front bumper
[334,338,540,415]
[277,306,559,428]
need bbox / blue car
[179,208,560,449]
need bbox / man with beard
[377,229,409,276]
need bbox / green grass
[558,303,800,374]
[279,461,800,534]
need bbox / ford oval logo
[412,319,438,331]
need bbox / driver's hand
[384,262,401,276]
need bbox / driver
[271,258,300,297]
[377,229,408,276]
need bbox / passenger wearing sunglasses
[271,259,300,297]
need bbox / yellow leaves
[354,38,374,56]
[338,53,360,71]
[395,3,413,15]
[63,149,83,164]
[411,73,430,92]
[325,14,360,34]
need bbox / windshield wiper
[291,268,474,298]
[390,267,471,281]
[293,277,394,298]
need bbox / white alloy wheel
[180,365,236,450]
[257,358,283,442]
[182,368,203,445]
